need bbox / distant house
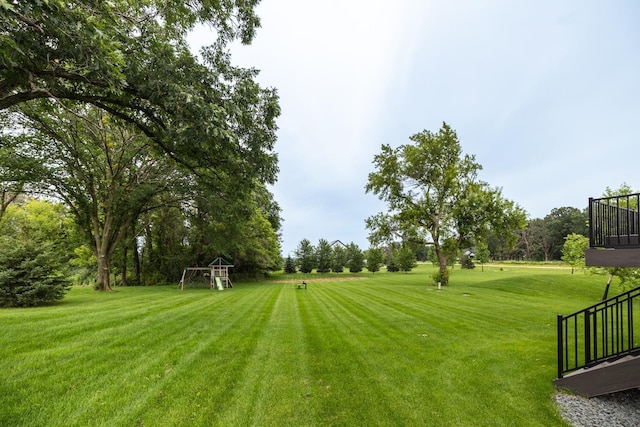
[330,240,347,248]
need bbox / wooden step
[554,353,640,397]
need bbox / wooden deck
[585,247,640,268]
[554,353,640,397]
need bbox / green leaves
[366,122,524,285]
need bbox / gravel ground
[554,388,640,427]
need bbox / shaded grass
[0,265,614,426]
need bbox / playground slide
[214,276,223,290]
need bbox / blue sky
[189,0,640,256]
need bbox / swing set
[179,257,234,290]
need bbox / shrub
[460,255,475,269]
[0,239,71,307]
[431,268,450,286]
[283,256,297,274]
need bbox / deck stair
[554,352,640,397]
[554,285,640,397]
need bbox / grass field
[0,264,617,426]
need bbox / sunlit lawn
[0,264,613,426]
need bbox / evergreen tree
[316,239,332,273]
[346,242,364,273]
[284,256,297,274]
[331,244,347,273]
[295,239,316,274]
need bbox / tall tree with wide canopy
[366,122,526,285]
[1,0,279,192]
[2,103,184,291]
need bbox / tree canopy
[1,0,279,191]
[366,122,526,285]
[0,0,283,290]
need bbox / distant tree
[295,239,316,274]
[386,259,400,272]
[395,246,417,273]
[544,207,588,260]
[366,122,526,285]
[331,245,347,273]
[284,256,297,274]
[316,239,332,273]
[475,241,491,272]
[345,242,364,273]
[562,234,589,274]
[365,248,384,274]
[460,253,475,269]
[414,244,428,262]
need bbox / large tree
[1,0,279,193]
[366,122,526,285]
[2,104,183,290]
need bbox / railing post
[629,296,634,351]
[585,310,591,365]
[588,197,594,247]
[557,314,564,378]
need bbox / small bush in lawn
[431,268,450,286]
[0,239,70,307]
[460,255,475,269]
[283,256,297,274]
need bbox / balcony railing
[589,193,640,248]
[557,286,640,378]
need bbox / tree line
[0,1,282,304]
[284,239,418,275]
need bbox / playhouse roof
[208,257,234,267]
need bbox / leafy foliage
[295,239,316,274]
[315,239,332,273]
[366,122,525,285]
[1,1,277,194]
[0,238,70,307]
[331,244,347,273]
[561,233,589,274]
[365,248,384,273]
[395,246,417,273]
[283,256,297,274]
[345,242,364,273]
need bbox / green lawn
[0,264,614,426]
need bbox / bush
[283,256,297,274]
[460,255,475,269]
[431,268,450,286]
[0,239,71,307]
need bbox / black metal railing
[557,286,640,378]
[589,193,640,248]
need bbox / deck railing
[557,286,640,378]
[589,193,640,248]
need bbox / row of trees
[0,1,282,296]
[284,239,418,274]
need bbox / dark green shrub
[0,239,71,307]
[460,255,475,269]
[284,256,297,274]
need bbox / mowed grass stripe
[1,267,617,426]
[299,283,434,425]
[1,285,280,426]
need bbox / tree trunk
[96,251,113,291]
[133,238,141,283]
[120,243,128,286]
